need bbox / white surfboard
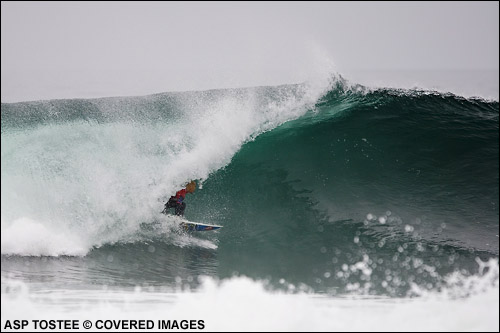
[179,220,223,231]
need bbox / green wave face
[188,89,499,294]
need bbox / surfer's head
[186,180,196,193]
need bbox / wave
[1,78,333,255]
[1,75,498,295]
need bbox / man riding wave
[161,180,196,216]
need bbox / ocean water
[1,72,499,331]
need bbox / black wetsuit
[162,189,187,216]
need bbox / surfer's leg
[166,197,177,208]
[163,197,177,214]
[175,202,186,216]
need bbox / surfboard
[179,220,223,232]
[160,214,222,231]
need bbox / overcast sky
[1,1,498,102]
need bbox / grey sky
[1,1,498,102]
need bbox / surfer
[161,181,196,216]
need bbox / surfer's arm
[175,189,187,203]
